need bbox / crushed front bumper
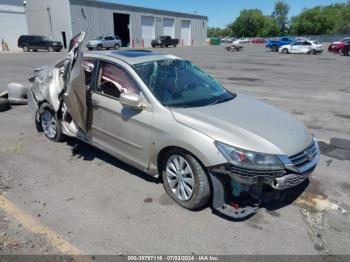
[208,140,320,219]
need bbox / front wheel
[311,49,317,55]
[96,45,103,51]
[282,48,288,54]
[272,45,279,52]
[47,46,54,52]
[114,44,120,50]
[39,106,63,142]
[162,149,210,210]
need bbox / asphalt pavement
[0,44,349,256]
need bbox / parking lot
[0,44,349,255]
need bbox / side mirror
[119,93,144,110]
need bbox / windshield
[133,59,235,108]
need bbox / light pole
[47,7,54,39]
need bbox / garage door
[141,16,155,47]
[163,18,175,38]
[180,20,191,46]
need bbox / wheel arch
[155,138,223,177]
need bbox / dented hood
[170,94,312,156]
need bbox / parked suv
[18,35,63,52]
[86,35,122,50]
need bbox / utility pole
[47,7,54,39]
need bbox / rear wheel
[96,45,103,51]
[162,149,210,210]
[88,47,93,51]
[311,49,317,55]
[272,45,279,52]
[0,98,11,112]
[22,45,29,52]
[174,44,177,48]
[47,46,54,52]
[114,44,120,50]
[282,48,288,54]
[39,106,63,142]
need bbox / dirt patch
[295,192,344,213]
[226,77,260,82]
[317,58,336,61]
[338,87,350,93]
[241,68,264,72]
[143,197,153,203]
[3,142,24,153]
[265,210,281,217]
[291,110,305,116]
[334,114,350,120]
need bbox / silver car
[27,32,320,219]
[86,35,122,50]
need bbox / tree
[272,1,290,35]
[229,9,266,37]
[260,16,280,37]
[334,5,350,34]
[290,3,348,35]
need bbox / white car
[279,40,324,55]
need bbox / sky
[103,0,347,27]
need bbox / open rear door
[62,32,88,133]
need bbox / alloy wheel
[165,155,195,201]
[40,110,57,139]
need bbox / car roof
[84,50,180,65]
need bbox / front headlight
[215,141,285,171]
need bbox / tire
[282,48,288,54]
[152,45,155,48]
[88,47,93,51]
[33,49,38,52]
[114,44,120,50]
[311,49,317,55]
[0,98,11,112]
[39,105,63,142]
[174,44,177,48]
[162,148,211,210]
[272,45,279,52]
[22,45,29,52]
[47,46,54,52]
[96,45,103,51]
[345,49,349,56]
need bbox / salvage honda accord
[27,32,320,219]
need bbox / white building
[0,0,28,51]
[25,0,208,48]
